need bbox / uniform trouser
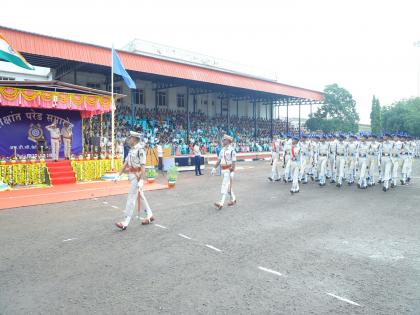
[317,156,328,184]
[391,157,400,185]
[381,156,392,188]
[219,170,235,205]
[290,159,300,191]
[310,156,318,178]
[327,155,336,179]
[346,156,356,182]
[63,138,71,158]
[367,155,378,184]
[51,139,60,160]
[299,156,308,182]
[194,155,202,175]
[401,156,410,183]
[284,154,291,180]
[123,174,152,225]
[407,156,413,178]
[336,156,346,184]
[358,157,368,187]
[271,156,280,180]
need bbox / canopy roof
[0,26,323,102]
[0,81,124,117]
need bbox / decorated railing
[0,160,48,186]
[71,158,122,182]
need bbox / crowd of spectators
[84,105,290,155]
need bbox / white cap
[129,131,142,138]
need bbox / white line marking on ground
[111,205,119,209]
[205,244,222,252]
[258,266,283,276]
[103,201,108,205]
[326,293,361,306]
[155,224,168,229]
[62,238,77,242]
[244,158,253,162]
[93,197,98,200]
[178,233,192,240]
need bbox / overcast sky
[2,0,420,123]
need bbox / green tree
[382,97,420,136]
[370,96,382,134]
[305,84,359,133]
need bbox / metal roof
[0,26,323,101]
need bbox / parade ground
[1,161,419,315]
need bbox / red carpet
[0,180,168,210]
[46,160,76,185]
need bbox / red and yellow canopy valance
[0,87,112,117]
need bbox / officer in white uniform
[290,137,301,193]
[335,135,347,187]
[46,122,61,161]
[298,135,309,184]
[211,135,237,209]
[317,135,329,186]
[390,135,403,188]
[327,135,338,183]
[366,135,379,186]
[380,134,394,192]
[400,136,411,185]
[268,135,281,182]
[283,136,293,182]
[357,135,369,189]
[115,131,154,230]
[60,121,73,160]
[346,135,359,185]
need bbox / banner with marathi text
[0,107,82,157]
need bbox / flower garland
[71,159,122,182]
[0,161,47,186]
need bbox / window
[157,91,167,106]
[177,94,185,108]
[0,76,15,81]
[133,89,145,105]
[87,83,101,89]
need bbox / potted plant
[146,166,157,183]
[167,165,178,188]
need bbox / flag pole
[111,46,115,170]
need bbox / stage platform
[0,180,168,210]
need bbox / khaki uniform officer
[115,131,154,230]
[61,121,73,160]
[46,122,61,161]
[211,135,237,209]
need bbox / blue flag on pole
[112,48,136,89]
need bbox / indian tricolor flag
[0,34,34,70]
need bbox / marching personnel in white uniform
[212,135,237,209]
[406,137,416,182]
[357,135,369,189]
[268,135,281,182]
[115,131,154,230]
[400,136,411,185]
[391,135,403,188]
[346,135,359,185]
[317,135,329,186]
[335,135,347,187]
[379,134,394,192]
[367,135,380,186]
[327,135,338,183]
[309,136,319,180]
[290,137,301,194]
[46,122,61,162]
[60,121,73,160]
[283,136,293,182]
[298,135,309,184]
